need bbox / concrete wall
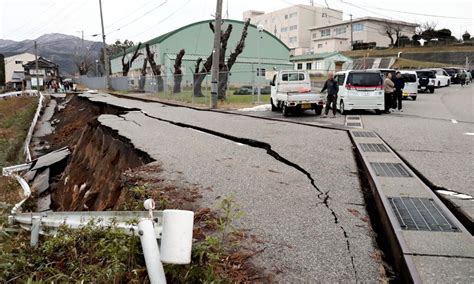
[4,53,35,83]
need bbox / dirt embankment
[41,95,153,211]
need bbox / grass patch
[342,45,474,58]
[392,58,448,69]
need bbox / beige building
[243,5,343,56]
[4,52,36,83]
[309,17,417,53]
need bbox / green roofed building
[109,19,292,86]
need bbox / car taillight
[346,84,354,90]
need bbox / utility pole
[34,41,40,91]
[210,0,223,109]
[99,0,110,89]
[350,14,353,50]
[79,30,84,64]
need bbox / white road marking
[451,119,458,124]
[437,190,473,200]
[463,132,474,136]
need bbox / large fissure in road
[139,111,359,280]
[36,96,154,211]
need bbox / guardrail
[24,92,44,162]
[0,90,39,99]
[8,200,194,284]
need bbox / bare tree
[192,19,250,98]
[121,42,142,76]
[139,57,148,91]
[145,43,164,92]
[381,21,403,47]
[173,49,185,93]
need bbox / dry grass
[342,45,474,58]
[391,58,448,69]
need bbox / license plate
[301,103,311,109]
[421,86,426,89]
[403,92,409,97]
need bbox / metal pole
[350,14,353,50]
[210,0,223,109]
[257,30,262,103]
[138,219,167,284]
[96,59,99,76]
[34,41,40,91]
[99,0,110,89]
[31,216,41,247]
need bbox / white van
[400,70,418,100]
[334,70,385,115]
[430,68,451,87]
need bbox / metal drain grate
[347,117,360,120]
[370,162,412,177]
[353,131,376,137]
[360,143,389,152]
[388,197,460,232]
[347,122,362,127]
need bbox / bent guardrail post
[24,92,44,162]
[10,175,32,215]
[139,218,167,284]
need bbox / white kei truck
[270,70,325,117]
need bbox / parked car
[399,70,418,100]
[428,68,450,87]
[234,85,253,95]
[270,70,325,116]
[334,70,385,115]
[443,67,463,84]
[416,70,436,93]
[260,85,271,94]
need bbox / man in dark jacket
[321,72,339,118]
[393,71,405,112]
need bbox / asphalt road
[81,93,381,281]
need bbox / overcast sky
[1,0,472,43]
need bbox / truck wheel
[411,96,417,101]
[270,98,278,112]
[375,109,382,115]
[282,104,289,117]
[429,87,435,93]
[315,106,322,116]
[339,101,346,115]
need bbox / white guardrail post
[24,91,44,162]
[7,198,194,284]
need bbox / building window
[317,44,323,48]
[322,13,327,18]
[335,27,346,35]
[306,63,312,70]
[285,14,288,19]
[320,29,330,37]
[289,36,297,43]
[316,61,324,70]
[289,12,297,18]
[312,33,317,39]
[352,23,364,32]
[257,68,266,76]
[15,60,23,64]
[297,63,303,70]
[281,27,288,32]
[289,25,298,31]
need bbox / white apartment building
[4,53,36,84]
[309,17,418,53]
[243,5,343,55]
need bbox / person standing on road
[321,72,339,118]
[393,72,405,112]
[460,71,466,87]
[383,72,395,114]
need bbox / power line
[341,1,472,20]
[105,0,159,29]
[106,0,168,36]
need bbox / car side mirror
[270,81,275,86]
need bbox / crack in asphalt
[137,110,359,280]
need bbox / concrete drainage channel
[350,129,473,283]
